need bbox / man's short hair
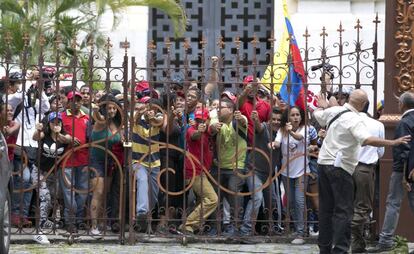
[187,86,201,100]
[272,107,282,115]
[399,91,414,109]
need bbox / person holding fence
[89,94,122,238]
[179,108,217,234]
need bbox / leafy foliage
[0,0,187,63]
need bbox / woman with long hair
[273,106,309,244]
[89,94,122,238]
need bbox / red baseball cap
[67,91,82,100]
[135,80,150,93]
[194,108,210,120]
[221,91,237,103]
[243,75,255,86]
[138,96,151,104]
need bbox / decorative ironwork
[0,15,380,244]
[395,0,414,93]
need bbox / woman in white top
[273,106,309,244]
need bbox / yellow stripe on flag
[261,0,290,94]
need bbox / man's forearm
[363,136,395,147]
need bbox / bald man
[314,89,410,254]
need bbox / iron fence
[0,15,380,245]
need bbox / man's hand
[318,129,326,139]
[3,126,10,136]
[73,137,81,146]
[171,106,183,119]
[92,103,99,112]
[211,122,223,133]
[408,169,414,182]
[36,123,43,132]
[197,123,207,133]
[317,93,329,109]
[234,110,243,121]
[251,110,259,122]
[285,122,293,132]
[393,135,411,146]
[328,96,339,107]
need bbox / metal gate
[0,15,380,245]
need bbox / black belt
[358,162,377,167]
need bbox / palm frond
[117,0,187,37]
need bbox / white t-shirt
[275,126,309,178]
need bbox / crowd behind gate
[0,68,413,254]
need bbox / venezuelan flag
[261,0,306,109]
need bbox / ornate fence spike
[269,30,276,49]
[217,35,225,49]
[39,35,46,47]
[4,31,12,45]
[235,36,241,49]
[23,32,30,47]
[148,40,156,52]
[200,34,207,49]
[104,37,113,51]
[71,36,79,50]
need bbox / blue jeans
[134,164,160,215]
[11,153,33,217]
[59,166,89,225]
[241,173,264,233]
[282,175,305,236]
[379,171,414,247]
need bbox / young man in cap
[179,108,218,234]
[60,91,90,232]
[238,75,271,144]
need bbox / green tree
[0,0,186,63]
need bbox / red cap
[67,91,82,100]
[194,108,210,120]
[221,91,237,103]
[243,75,255,86]
[138,96,151,104]
[135,80,150,93]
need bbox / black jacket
[392,110,414,175]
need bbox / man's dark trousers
[318,165,354,254]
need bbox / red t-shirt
[184,126,213,179]
[61,109,90,168]
[5,121,18,161]
[240,98,271,143]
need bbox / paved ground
[9,237,414,254]
[8,232,414,253]
[10,242,320,254]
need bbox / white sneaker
[310,229,319,237]
[291,238,305,245]
[90,227,103,239]
[33,234,50,244]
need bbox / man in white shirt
[314,89,410,254]
[351,102,385,253]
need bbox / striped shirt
[132,117,161,167]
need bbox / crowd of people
[0,69,413,254]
